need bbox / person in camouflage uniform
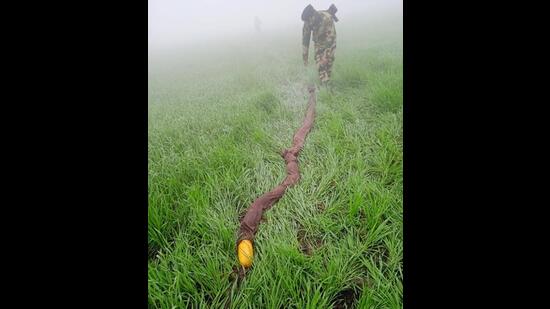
[302,4,338,86]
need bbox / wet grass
[149,17,402,308]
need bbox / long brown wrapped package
[237,85,317,244]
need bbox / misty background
[148,0,402,53]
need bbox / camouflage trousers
[315,40,336,85]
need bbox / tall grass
[149,16,402,308]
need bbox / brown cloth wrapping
[237,86,317,244]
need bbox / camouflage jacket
[302,10,337,64]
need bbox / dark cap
[301,4,316,21]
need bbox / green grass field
[148,15,402,308]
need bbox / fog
[149,0,402,52]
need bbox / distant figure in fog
[302,4,338,86]
[254,16,262,33]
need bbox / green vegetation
[149,16,402,308]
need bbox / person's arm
[302,22,312,65]
[328,4,338,22]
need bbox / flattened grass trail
[149,16,402,309]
